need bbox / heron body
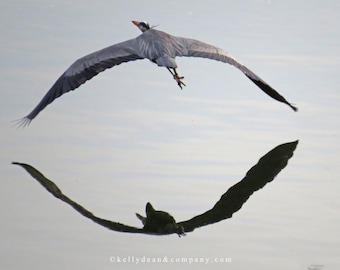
[136,202,185,236]
[18,20,297,126]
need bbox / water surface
[1,1,339,269]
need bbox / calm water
[1,1,339,269]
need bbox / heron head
[132,20,150,32]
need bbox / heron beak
[132,20,140,26]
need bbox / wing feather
[19,38,144,126]
[175,37,297,111]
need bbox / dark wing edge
[176,37,297,111]
[245,75,298,111]
[178,140,298,233]
[16,40,144,127]
[12,162,143,234]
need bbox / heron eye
[140,22,150,29]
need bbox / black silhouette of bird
[12,140,298,236]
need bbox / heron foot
[173,74,186,89]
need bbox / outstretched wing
[12,141,298,236]
[18,38,144,126]
[12,162,144,234]
[175,37,297,111]
[178,140,298,233]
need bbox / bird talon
[173,75,185,89]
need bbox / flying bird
[12,140,298,236]
[18,20,297,126]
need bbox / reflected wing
[19,38,144,126]
[12,140,298,236]
[178,140,298,233]
[12,162,144,234]
[175,37,297,111]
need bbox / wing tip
[244,75,298,112]
[11,116,32,129]
[289,103,298,112]
[12,161,21,165]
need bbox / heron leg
[167,68,185,89]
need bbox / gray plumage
[18,20,297,126]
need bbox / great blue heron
[18,20,297,126]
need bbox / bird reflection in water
[13,140,298,237]
[136,202,186,236]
